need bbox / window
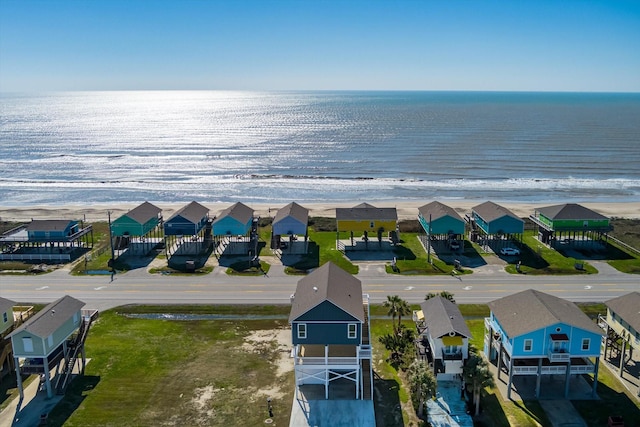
[444,345,458,354]
[524,339,533,352]
[370,221,375,228]
[23,337,34,353]
[582,338,590,351]
[348,324,357,339]
[47,335,54,348]
[297,324,307,339]
[2,312,7,323]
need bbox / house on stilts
[271,202,309,255]
[484,289,603,399]
[9,295,98,398]
[529,203,612,249]
[289,262,373,401]
[110,201,163,258]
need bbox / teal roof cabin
[164,201,209,236]
[26,220,81,241]
[111,202,162,237]
[471,201,524,236]
[418,201,465,236]
[212,202,254,236]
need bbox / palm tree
[425,291,456,304]
[396,298,412,333]
[462,346,494,416]
[407,360,437,417]
[383,295,402,334]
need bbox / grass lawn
[47,309,294,426]
[572,364,640,427]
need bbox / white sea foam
[1,91,639,205]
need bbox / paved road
[0,259,638,310]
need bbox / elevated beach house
[110,201,163,257]
[414,296,471,380]
[0,219,93,263]
[600,292,640,388]
[335,203,398,249]
[271,202,309,253]
[9,295,98,398]
[163,201,210,258]
[289,262,373,400]
[469,201,524,246]
[484,289,603,399]
[212,202,255,256]
[0,298,16,378]
[529,203,612,247]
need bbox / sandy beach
[1,200,638,223]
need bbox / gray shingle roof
[536,203,608,221]
[168,201,209,224]
[289,262,364,323]
[336,204,398,221]
[472,201,522,223]
[213,202,253,225]
[0,297,16,316]
[26,220,75,232]
[122,201,162,224]
[418,201,464,222]
[606,292,640,333]
[419,296,471,338]
[10,295,85,339]
[488,289,603,338]
[273,202,308,226]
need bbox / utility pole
[108,211,115,268]
[427,213,432,264]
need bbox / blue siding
[292,321,361,345]
[28,222,79,240]
[164,215,207,236]
[273,217,307,236]
[419,214,465,235]
[213,217,251,236]
[473,213,523,235]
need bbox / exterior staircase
[359,298,373,400]
[55,309,99,394]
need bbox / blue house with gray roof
[484,289,603,399]
[289,262,373,400]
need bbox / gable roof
[289,262,364,323]
[0,297,16,315]
[336,203,398,221]
[27,220,75,232]
[488,289,602,338]
[168,201,209,224]
[606,292,640,333]
[121,201,162,224]
[273,202,308,225]
[536,203,608,221]
[418,201,464,222]
[472,201,522,223]
[419,296,471,338]
[213,202,253,225]
[10,295,85,339]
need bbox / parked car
[500,247,520,256]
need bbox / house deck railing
[295,356,359,366]
[547,349,571,362]
[512,359,594,375]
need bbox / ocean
[1,90,639,206]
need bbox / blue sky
[1,0,639,92]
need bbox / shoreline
[1,200,639,222]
